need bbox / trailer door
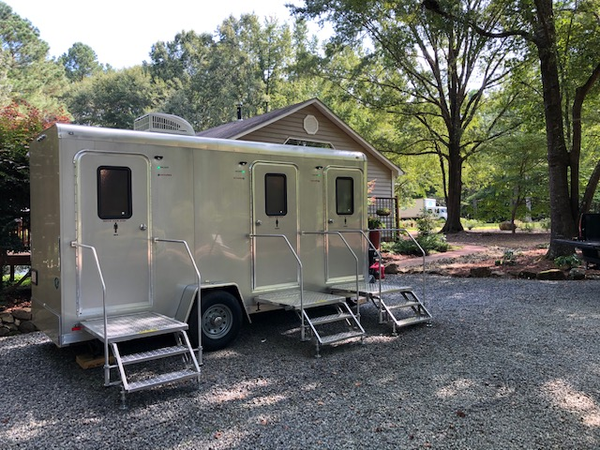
[75,152,152,316]
[325,167,366,283]
[251,162,299,291]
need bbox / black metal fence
[368,197,399,241]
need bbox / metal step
[125,368,200,393]
[384,301,422,310]
[256,289,346,309]
[308,311,355,326]
[391,316,432,328]
[331,282,412,296]
[119,345,190,365]
[319,330,365,346]
[81,311,188,343]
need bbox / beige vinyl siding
[367,161,393,198]
[243,105,395,198]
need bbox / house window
[97,166,132,219]
[336,177,354,215]
[265,173,287,216]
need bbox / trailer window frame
[97,165,133,220]
[264,173,288,217]
[336,177,354,215]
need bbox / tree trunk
[441,151,464,233]
[534,0,577,257]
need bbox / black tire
[188,290,242,351]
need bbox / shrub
[384,212,449,255]
[462,218,481,230]
[540,218,551,231]
[554,254,580,270]
[520,221,535,233]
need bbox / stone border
[0,307,36,336]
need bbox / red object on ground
[370,262,385,279]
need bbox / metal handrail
[248,233,307,339]
[301,230,361,320]
[333,228,427,316]
[378,228,427,301]
[70,241,110,386]
[153,238,203,366]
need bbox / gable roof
[197,98,402,176]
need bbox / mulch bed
[384,231,600,279]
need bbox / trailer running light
[72,326,82,331]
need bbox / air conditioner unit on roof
[134,113,195,136]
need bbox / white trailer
[30,118,431,403]
[399,198,446,220]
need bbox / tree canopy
[2,1,600,258]
[291,0,524,232]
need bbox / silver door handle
[255,220,262,226]
[139,224,148,231]
[328,219,334,224]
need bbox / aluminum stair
[80,311,201,407]
[255,289,365,357]
[331,281,432,335]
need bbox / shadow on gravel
[1,276,600,449]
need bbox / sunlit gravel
[2,275,599,449]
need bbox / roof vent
[134,113,195,136]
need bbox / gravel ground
[2,275,600,449]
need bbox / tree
[65,66,158,129]
[0,100,69,287]
[146,15,307,130]
[59,42,103,82]
[0,2,67,112]
[424,0,600,256]
[292,0,521,233]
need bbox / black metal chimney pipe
[237,103,242,121]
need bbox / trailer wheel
[188,291,242,351]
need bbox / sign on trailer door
[325,167,366,283]
[74,152,152,316]
[251,162,299,291]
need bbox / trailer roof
[47,123,367,163]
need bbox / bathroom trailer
[29,119,431,400]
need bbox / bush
[383,212,449,256]
[461,218,482,230]
[554,254,580,270]
[520,221,535,233]
[540,218,551,231]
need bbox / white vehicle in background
[399,198,447,220]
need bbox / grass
[2,272,31,288]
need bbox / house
[197,98,403,228]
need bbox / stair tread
[318,330,364,345]
[392,316,432,328]
[256,289,346,309]
[308,312,355,326]
[125,368,200,393]
[331,282,413,295]
[81,312,188,342]
[119,345,190,365]
[384,301,422,309]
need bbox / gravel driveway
[2,275,599,449]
